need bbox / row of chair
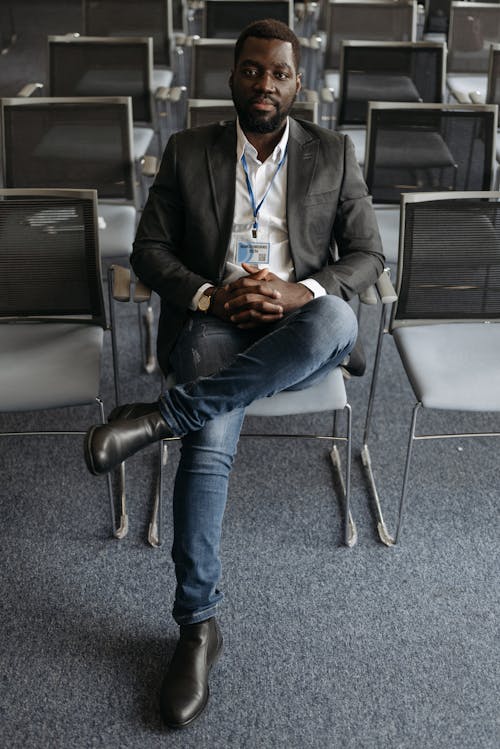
[2,187,498,549]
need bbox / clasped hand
[211,262,313,329]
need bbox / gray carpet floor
[1,3,499,747]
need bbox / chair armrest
[376,268,397,304]
[17,82,44,97]
[110,264,132,302]
[359,269,397,306]
[155,85,187,103]
[141,155,158,177]
[469,91,486,104]
[133,279,152,304]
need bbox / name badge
[237,240,270,265]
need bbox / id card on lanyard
[236,146,287,266]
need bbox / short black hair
[234,19,300,72]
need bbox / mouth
[250,98,277,112]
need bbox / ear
[296,73,302,96]
[228,71,234,92]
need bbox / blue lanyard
[241,146,288,238]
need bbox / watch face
[198,293,211,312]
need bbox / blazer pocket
[302,189,339,207]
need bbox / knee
[308,295,358,348]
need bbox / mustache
[249,96,279,106]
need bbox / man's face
[229,36,301,134]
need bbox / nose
[254,70,276,93]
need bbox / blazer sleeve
[306,134,385,300]
[130,134,212,310]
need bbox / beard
[233,94,296,134]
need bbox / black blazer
[131,118,385,374]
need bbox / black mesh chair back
[424,0,451,36]
[448,2,500,74]
[337,41,445,127]
[82,0,173,67]
[48,36,154,124]
[365,102,497,204]
[1,97,136,202]
[392,192,500,325]
[190,39,235,99]
[203,0,293,38]
[324,0,417,70]
[485,43,500,103]
[187,99,318,128]
[0,188,106,327]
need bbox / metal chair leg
[97,397,128,539]
[362,403,420,546]
[148,439,168,547]
[330,404,357,547]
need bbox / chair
[82,0,176,87]
[446,2,500,103]
[321,0,418,93]
[0,187,126,539]
[361,191,500,545]
[0,96,138,262]
[364,102,497,262]
[336,40,446,162]
[189,38,235,100]
[202,0,294,38]
[110,266,395,548]
[187,98,319,128]
[47,35,162,154]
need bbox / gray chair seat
[98,203,136,259]
[372,207,400,264]
[447,74,487,103]
[246,368,347,416]
[133,126,154,160]
[324,71,340,94]
[340,128,367,165]
[374,130,457,169]
[347,73,421,103]
[393,322,500,410]
[0,323,104,411]
[152,68,173,89]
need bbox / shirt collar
[236,117,290,164]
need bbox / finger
[236,312,284,329]
[241,262,269,278]
[225,296,283,315]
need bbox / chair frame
[81,0,174,68]
[48,35,158,130]
[110,266,396,548]
[0,188,127,539]
[364,101,498,203]
[323,0,418,73]
[202,0,294,38]
[336,40,447,129]
[361,190,500,546]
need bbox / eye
[275,72,289,81]
[242,67,259,78]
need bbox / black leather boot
[84,402,173,475]
[160,618,223,729]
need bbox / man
[84,20,384,729]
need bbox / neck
[243,122,286,162]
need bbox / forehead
[236,37,296,71]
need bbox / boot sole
[83,426,103,476]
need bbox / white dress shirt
[191,118,326,309]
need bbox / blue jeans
[162,296,357,624]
